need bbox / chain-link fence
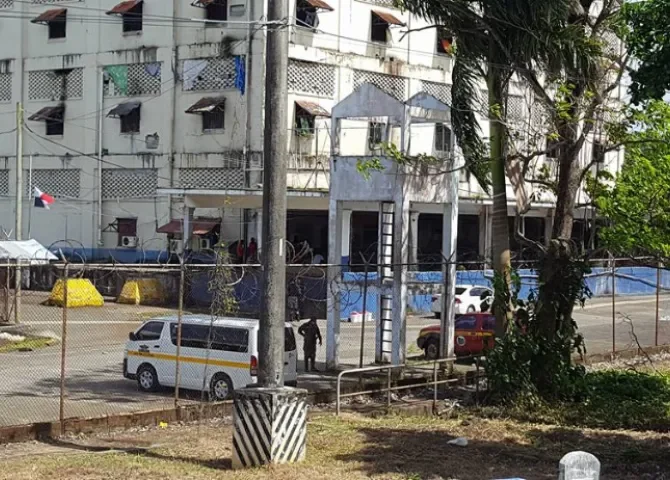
[0,256,668,430]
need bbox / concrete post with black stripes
[232,0,309,470]
[232,387,308,468]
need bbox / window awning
[185,96,226,114]
[156,219,219,235]
[106,0,142,15]
[31,8,66,24]
[301,0,334,11]
[191,0,215,7]
[107,101,141,118]
[28,105,64,122]
[371,10,404,26]
[295,100,330,117]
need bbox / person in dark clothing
[298,317,322,372]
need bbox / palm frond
[452,54,491,194]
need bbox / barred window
[103,62,162,97]
[507,95,525,122]
[0,73,11,102]
[181,57,239,92]
[102,168,157,199]
[356,0,397,8]
[179,167,244,189]
[0,169,8,196]
[288,59,335,98]
[352,69,407,101]
[0,0,13,9]
[25,169,80,198]
[420,80,452,106]
[28,68,83,101]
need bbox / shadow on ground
[335,423,670,480]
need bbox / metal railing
[335,356,484,415]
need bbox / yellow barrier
[117,278,166,306]
[47,279,104,308]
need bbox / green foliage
[623,0,670,103]
[485,249,591,403]
[355,157,384,180]
[589,100,670,261]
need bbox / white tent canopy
[0,239,58,264]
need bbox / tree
[622,0,670,104]
[589,100,670,261]
[396,0,584,333]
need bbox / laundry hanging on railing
[234,55,246,95]
[104,65,128,95]
[182,59,208,91]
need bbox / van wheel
[210,373,233,401]
[137,364,159,392]
[424,338,439,360]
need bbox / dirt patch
[0,414,667,480]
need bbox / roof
[185,96,226,114]
[142,315,292,329]
[0,240,58,264]
[156,219,219,235]
[371,9,404,26]
[28,105,64,122]
[106,0,142,14]
[31,8,66,24]
[107,100,141,118]
[302,0,334,11]
[295,100,330,117]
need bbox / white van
[123,315,298,400]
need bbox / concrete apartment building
[0,0,622,263]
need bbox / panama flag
[34,187,55,209]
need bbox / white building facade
[0,0,622,262]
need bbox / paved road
[0,292,668,427]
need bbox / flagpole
[27,154,32,240]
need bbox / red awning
[371,9,404,26]
[31,8,66,24]
[28,105,64,122]
[106,0,142,15]
[303,0,334,11]
[295,100,330,117]
[185,96,226,114]
[156,219,219,235]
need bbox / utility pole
[258,0,289,389]
[232,3,307,469]
[14,102,23,324]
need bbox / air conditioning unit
[120,236,138,248]
[198,238,211,250]
[169,239,184,254]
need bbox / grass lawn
[1,413,668,480]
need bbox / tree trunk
[487,64,512,336]
[552,136,582,240]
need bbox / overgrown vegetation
[481,368,670,431]
[485,249,590,403]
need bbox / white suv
[430,285,493,317]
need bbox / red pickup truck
[416,313,496,360]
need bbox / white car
[430,285,493,318]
